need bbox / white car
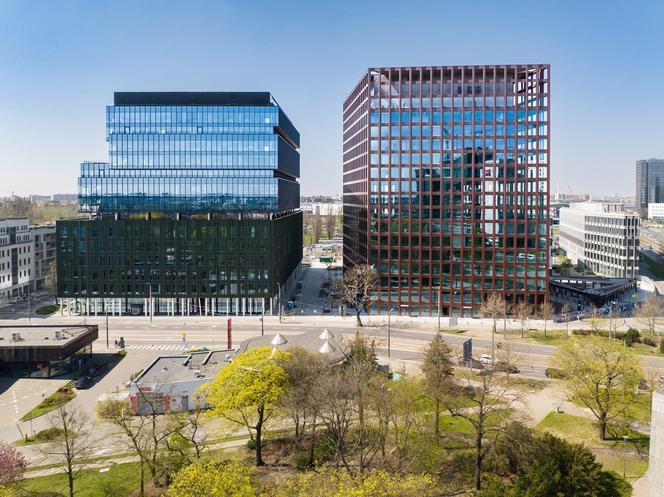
[480,354,494,366]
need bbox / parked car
[480,354,494,366]
[74,376,93,389]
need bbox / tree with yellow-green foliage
[168,459,256,497]
[198,347,290,466]
[0,486,13,497]
[272,467,436,497]
[553,336,643,440]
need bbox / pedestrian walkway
[124,344,189,351]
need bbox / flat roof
[0,325,98,362]
[136,349,232,386]
[114,92,273,107]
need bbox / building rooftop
[114,92,274,107]
[136,349,233,386]
[238,329,349,365]
[0,326,93,348]
[0,325,98,363]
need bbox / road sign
[462,339,472,362]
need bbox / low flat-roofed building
[0,325,97,377]
[130,349,232,414]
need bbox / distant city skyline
[1,0,663,197]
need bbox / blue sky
[0,0,662,197]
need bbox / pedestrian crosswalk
[124,344,189,351]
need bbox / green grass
[20,383,76,421]
[536,412,649,480]
[628,342,664,357]
[35,304,60,315]
[624,393,653,424]
[17,461,144,497]
[526,329,569,345]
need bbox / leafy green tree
[421,333,454,440]
[168,459,256,497]
[553,337,642,439]
[199,346,289,466]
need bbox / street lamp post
[437,285,442,331]
[387,307,394,359]
[146,283,153,323]
[277,283,282,323]
[260,307,265,337]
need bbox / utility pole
[105,300,109,349]
[261,307,265,336]
[387,307,394,358]
[277,282,282,323]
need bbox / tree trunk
[356,310,363,327]
[474,432,483,491]
[544,318,547,338]
[434,400,440,441]
[68,467,74,497]
[255,406,265,466]
[599,417,607,440]
[139,459,145,497]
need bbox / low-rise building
[130,350,232,414]
[558,202,640,279]
[0,325,97,377]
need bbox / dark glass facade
[57,92,301,315]
[636,158,664,217]
[343,66,550,317]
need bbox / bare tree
[443,370,524,491]
[312,206,323,244]
[39,406,91,497]
[561,303,572,337]
[325,207,336,239]
[334,265,378,327]
[539,301,554,338]
[421,333,454,441]
[481,293,506,360]
[515,302,530,338]
[636,293,663,336]
[97,394,171,496]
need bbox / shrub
[246,438,256,450]
[624,328,640,346]
[116,349,127,357]
[643,336,657,347]
[660,339,664,354]
[291,449,310,470]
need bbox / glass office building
[636,158,664,217]
[57,92,302,317]
[343,66,550,317]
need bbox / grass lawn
[536,412,649,480]
[18,461,145,497]
[628,342,664,357]
[35,304,60,315]
[526,329,569,345]
[15,427,65,446]
[20,383,76,421]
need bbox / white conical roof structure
[318,340,336,354]
[271,333,288,346]
[319,328,335,340]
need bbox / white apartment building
[0,219,33,303]
[648,203,664,221]
[558,202,640,279]
[31,224,56,291]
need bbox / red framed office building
[343,65,550,317]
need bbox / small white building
[130,349,232,414]
[558,202,639,278]
[648,203,664,221]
